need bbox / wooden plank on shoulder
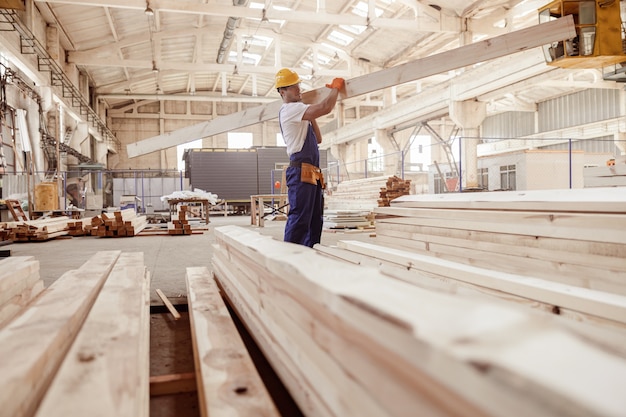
[185,266,280,417]
[0,250,121,417]
[34,252,149,417]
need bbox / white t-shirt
[279,102,310,156]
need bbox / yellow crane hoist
[538,0,626,69]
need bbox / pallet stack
[0,256,44,328]
[89,209,148,237]
[0,251,150,417]
[168,205,192,235]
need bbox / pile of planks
[0,218,70,242]
[0,256,44,328]
[378,175,411,207]
[0,251,150,417]
[168,205,192,235]
[379,187,626,296]
[67,220,87,236]
[211,186,626,417]
[325,175,412,211]
[325,176,391,211]
[88,209,148,237]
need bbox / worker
[275,67,344,247]
[66,182,82,208]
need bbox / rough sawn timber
[212,225,626,417]
[186,266,281,417]
[34,252,150,417]
[0,250,121,417]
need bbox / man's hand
[325,77,345,90]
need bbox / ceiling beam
[34,0,461,33]
[126,16,575,158]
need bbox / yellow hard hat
[275,68,301,88]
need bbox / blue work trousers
[283,167,323,247]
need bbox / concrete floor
[5,214,376,304]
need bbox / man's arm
[302,78,344,121]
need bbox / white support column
[449,100,486,190]
[618,89,626,155]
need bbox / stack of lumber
[378,175,411,206]
[0,256,44,328]
[0,222,10,242]
[89,209,148,237]
[168,205,192,235]
[212,226,626,417]
[325,176,412,211]
[0,217,70,242]
[67,220,86,236]
[325,176,391,211]
[323,210,372,229]
[378,187,626,295]
[0,251,150,417]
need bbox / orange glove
[325,77,345,90]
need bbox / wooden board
[185,266,280,417]
[34,252,150,417]
[390,187,626,213]
[127,17,575,158]
[336,240,626,326]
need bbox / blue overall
[283,123,324,247]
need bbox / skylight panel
[352,1,383,18]
[327,30,354,46]
[228,51,261,66]
[340,24,366,35]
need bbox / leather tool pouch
[301,162,326,189]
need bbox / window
[409,135,431,172]
[499,164,516,190]
[434,172,457,194]
[478,168,489,190]
[368,137,384,172]
[228,132,253,149]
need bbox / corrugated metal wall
[482,111,535,139]
[538,89,620,132]
[541,134,619,153]
[187,147,328,200]
[188,149,258,201]
[482,89,620,138]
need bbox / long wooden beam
[127,16,575,158]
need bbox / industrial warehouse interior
[1,0,625,416]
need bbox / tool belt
[298,162,326,189]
